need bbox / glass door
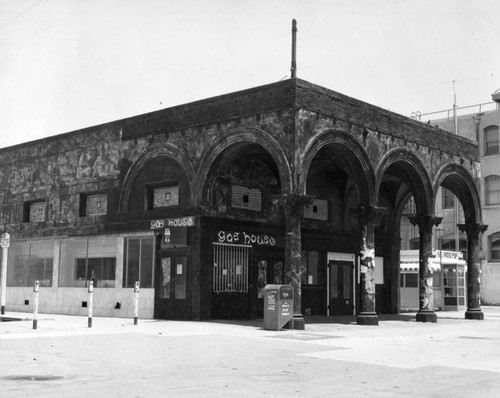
[328,260,354,316]
[155,253,188,319]
[443,264,466,310]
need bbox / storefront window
[59,236,116,287]
[7,240,54,287]
[123,236,154,288]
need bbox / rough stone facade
[0,78,485,324]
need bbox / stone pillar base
[416,311,437,323]
[465,310,484,320]
[284,316,306,330]
[356,313,379,326]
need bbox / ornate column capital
[457,223,488,240]
[272,193,314,218]
[356,205,386,227]
[408,215,442,233]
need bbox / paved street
[1,308,500,397]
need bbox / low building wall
[5,287,155,318]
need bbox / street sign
[0,233,10,248]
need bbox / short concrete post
[134,281,140,325]
[33,280,39,330]
[88,280,93,328]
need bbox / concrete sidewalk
[1,307,500,397]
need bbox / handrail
[413,101,498,121]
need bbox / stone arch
[376,148,434,216]
[119,143,195,213]
[299,130,376,206]
[433,162,482,224]
[197,127,292,206]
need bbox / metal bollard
[33,280,39,330]
[88,280,93,328]
[134,281,140,325]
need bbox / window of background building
[442,188,455,209]
[485,175,500,205]
[231,185,262,212]
[301,250,319,284]
[484,126,499,156]
[7,240,53,287]
[59,236,116,287]
[489,233,500,261]
[123,236,155,288]
[304,199,329,221]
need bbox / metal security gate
[213,243,250,293]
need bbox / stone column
[458,223,488,320]
[409,215,442,323]
[272,193,313,330]
[357,206,384,326]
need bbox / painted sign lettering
[150,216,196,230]
[217,230,276,246]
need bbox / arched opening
[201,142,284,320]
[377,149,434,315]
[300,131,376,317]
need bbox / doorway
[154,252,189,319]
[327,260,354,316]
[251,255,284,318]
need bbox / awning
[400,262,441,272]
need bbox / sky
[1,0,499,149]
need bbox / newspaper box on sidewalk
[263,284,294,331]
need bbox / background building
[408,89,500,305]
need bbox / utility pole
[452,80,460,253]
[291,19,297,78]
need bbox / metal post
[88,280,93,328]
[291,19,297,78]
[0,232,10,315]
[33,280,39,330]
[134,281,140,325]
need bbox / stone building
[0,78,486,326]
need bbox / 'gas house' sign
[217,230,276,246]
[150,216,196,230]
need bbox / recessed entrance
[327,260,354,316]
[154,253,188,319]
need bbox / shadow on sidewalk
[208,313,417,328]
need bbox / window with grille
[153,185,179,208]
[24,200,46,222]
[485,175,500,205]
[484,126,499,156]
[231,185,262,212]
[304,199,329,221]
[213,243,249,292]
[81,192,108,216]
